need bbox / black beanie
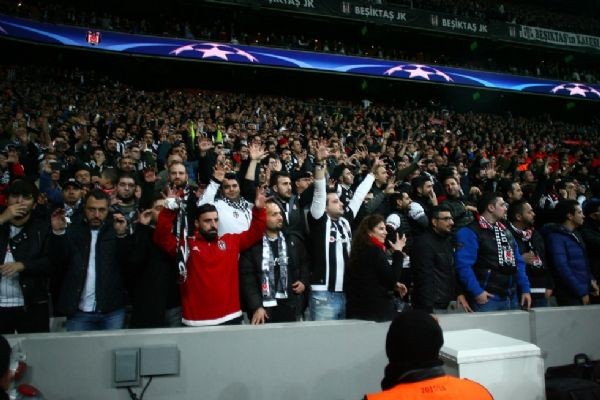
[0,335,10,378]
[385,310,444,368]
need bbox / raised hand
[137,209,153,226]
[254,185,267,209]
[249,143,266,161]
[388,233,406,253]
[316,140,330,162]
[384,179,396,194]
[370,157,384,174]
[113,213,129,237]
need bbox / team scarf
[261,233,289,307]
[222,196,252,219]
[509,223,543,268]
[478,215,516,269]
[175,186,191,282]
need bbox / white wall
[7,307,600,400]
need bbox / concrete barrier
[6,306,600,399]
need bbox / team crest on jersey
[218,240,226,250]
[233,211,239,218]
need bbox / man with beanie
[364,310,492,400]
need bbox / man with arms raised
[154,187,267,326]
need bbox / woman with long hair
[346,214,408,322]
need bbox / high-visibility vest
[366,375,493,400]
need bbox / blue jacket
[543,224,591,298]
[455,224,530,298]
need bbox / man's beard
[117,194,134,204]
[200,228,218,242]
[277,193,291,202]
[171,181,187,190]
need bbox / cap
[293,170,313,181]
[63,178,83,189]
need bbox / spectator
[412,205,472,313]
[543,200,599,306]
[345,214,408,321]
[50,189,135,331]
[507,200,553,308]
[454,192,532,311]
[307,143,375,320]
[0,180,52,334]
[153,187,267,326]
[127,197,182,328]
[239,199,309,324]
[198,144,263,235]
[581,199,600,303]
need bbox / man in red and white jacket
[154,188,266,326]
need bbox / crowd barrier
[6,306,600,400]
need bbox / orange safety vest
[366,375,493,400]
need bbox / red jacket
[154,207,266,326]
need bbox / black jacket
[127,224,180,328]
[239,234,310,315]
[508,224,554,291]
[346,243,404,322]
[0,217,52,307]
[581,219,600,281]
[411,229,458,313]
[50,217,133,316]
[271,195,307,241]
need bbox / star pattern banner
[0,14,599,101]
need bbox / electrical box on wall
[140,345,180,376]
[113,348,140,387]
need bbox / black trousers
[265,300,298,323]
[0,303,50,334]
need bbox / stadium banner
[210,0,598,53]
[509,24,600,51]
[0,13,599,101]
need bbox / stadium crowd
[0,63,599,333]
[1,0,599,84]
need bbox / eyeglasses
[434,216,454,221]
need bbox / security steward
[364,310,493,400]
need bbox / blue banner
[0,14,599,101]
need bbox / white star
[170,44,196,56]
[407,65,434,80]
[235,49,258,63]
[195,45,233,60]
[589,87,600,97]
[551,84,566,94]
[568,85,588,97]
